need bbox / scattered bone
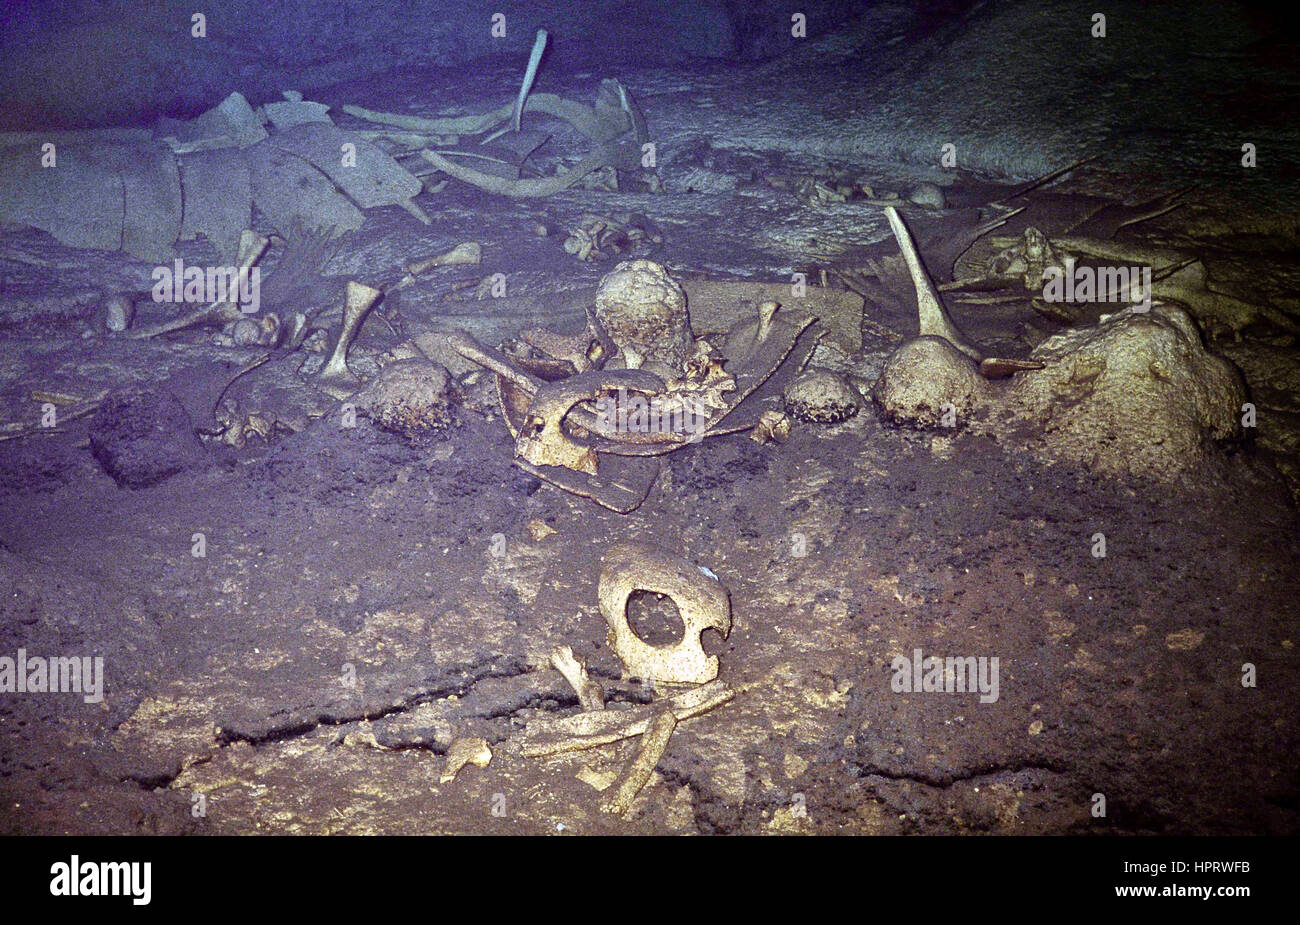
[0,390,110,443]
[600,710,676,816]
[346,84,630,146]
[446,267,816,511]
[599,541,731,685]
[126,230,268,339]
[446,332,545,394]
[978,357,1045,379]
[440,736,492,784]
[885,206,983,363]
[527,519,558,542]
[247,143,365,238]
[102,293,135,333]
[518,325,602,375]
[29,390,82,406]
[388,241,483,294]
[576,764,619,792]
[406,241,482,276]
[514,680,735,757]
[550,646,605,712]
[750,409,792,444]
[265,123,423,211]
[262,99,332,131]
[316,281,384,397]
[129,302,244,342]
[280,312,309,350]
[986,226,1064,291]
[156,91,267,152]
[1057,238,1298,336]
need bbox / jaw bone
[884,206,983,363]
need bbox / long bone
[885,206,983,363]
[127,230,268,339]
[512,679,736,757]
[316,281,384,395]
[600,710,676,816]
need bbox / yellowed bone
[550,645,605,712]
[127,230,269,340]
[601,710,676,816]
[440,737,492,784]
[599,541,731,684]
[514,680,735,757]
[885,206,983,362]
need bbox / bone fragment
[600,710,676,816]
[884,206,983,362]
[407,241,482,275]
[515,680,735,757]
[103,293,135,332]
[317,281,383,394]
[280,312,309,350]
[126,230,268,339]
[440,737,492,784]
[389,240,481,292]
[550,646,605,712]
[756,300,778,343]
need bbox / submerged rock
[89,388,207,488]
[1007,305,1246,482]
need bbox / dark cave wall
[0,0,880,129]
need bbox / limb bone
[885,206,983,362]
[600,710,676,816]
[316,281,383,395]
